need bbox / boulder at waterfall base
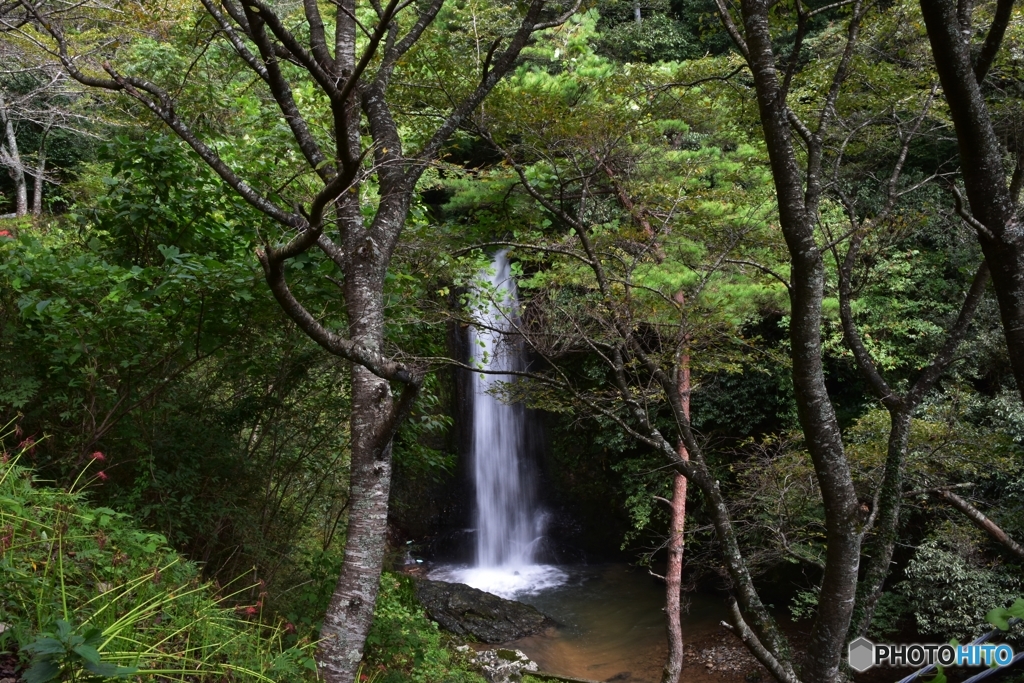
[414,579,553,642]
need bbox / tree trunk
[739,2,862,680]
[919,0,1024,402]
[317,258,393,683]
[663,474,686,682]
[0,92,28,217]
[662,350,688,683]
[31,138,46,217]
[847,409,911,638]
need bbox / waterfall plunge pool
[428,563,569,600]
[427,563,728,683]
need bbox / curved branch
[722,598,801,683]
[837,233,900,408]
[256,249,414,383]
[534,0,584,30]
[973,0,1014,84]
[724,258,791,291]
[907,261,990,404]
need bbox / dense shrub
[900,534,1021,642]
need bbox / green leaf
[23,638,66,656]
[22,660,61,683]
[986,607,1011,631]
[55,620,73,642]
[81,627,104,647]
[1006,598,1024,619]
[73,644,102,664]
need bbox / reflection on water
[506,565,726,683]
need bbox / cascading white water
[470,251,540,568]
[430,251,566,598]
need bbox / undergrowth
[364,573,484,683]
[0,435,318,682]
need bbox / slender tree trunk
[847,409,911,637]
[31,139,46,217]
[840,234,990,640]
[0,92,28,217]
[312,5,397,678]
[919,0,1024,402]
[318,258,393,683]
[663,339,689,683]
[740,3,862,680]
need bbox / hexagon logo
[848,637,875,672]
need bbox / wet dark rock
[414,578,553,643]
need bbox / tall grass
[0,429,318,682]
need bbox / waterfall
[430,251,566,598]
[469,250,540,567]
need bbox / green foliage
[986,598,1024,631]
[0,442,317,681]
[691,363,797,437]
[364,573,484,683]
[592,0,729,62]
[22,619,137,683]
[789,587,821,622]
[0,133,357,623]
[867,591,914,640]
[900,533,1021,642]
[596,14,698,63]
[73,133,263,266]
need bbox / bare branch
[723,599,801,683]
[533,0,584,30]
[935,489,1024,560]
[973,0,1014,83]
[712,0,751,61]
[951,184,994,238]
[724,258,791,291]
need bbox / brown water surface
[506,564,727,683]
